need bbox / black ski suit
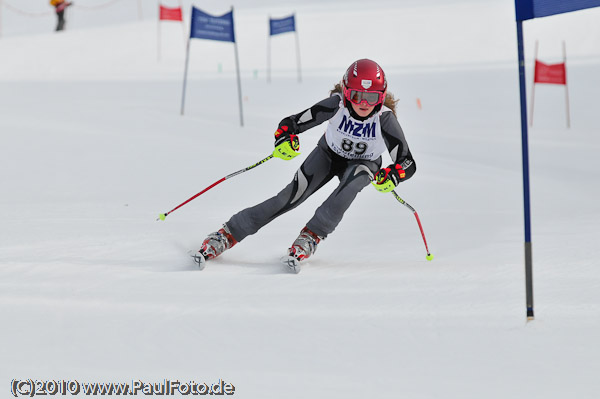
[226,93,416,241]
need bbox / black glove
[274,125,293,146]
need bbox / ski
[280,255,301,274]
[188,250,301,273]
[188,250,206,270]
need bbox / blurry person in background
[50,0,73,31]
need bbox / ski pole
[157,154,274,221]
[390,190,434,261]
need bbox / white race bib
[325,102,388,161]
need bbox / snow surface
[1,1,599,398]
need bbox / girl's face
[350,101,375,118]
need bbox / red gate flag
[534,60,566,85]
[160,5,183,21]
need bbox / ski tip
[188,250,206,270]
[280,255,301,274]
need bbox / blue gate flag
[513,0,600,320]
[269,15,296,36]
[190,7,235,42]
[515,0,600,20]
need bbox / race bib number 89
[341,139,368,155]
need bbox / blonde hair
[330,82,398,116]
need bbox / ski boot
[281,226,324,274]
[190,224,237,270]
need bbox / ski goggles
[344,88,384,106]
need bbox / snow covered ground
[1,1,599,398]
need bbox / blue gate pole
[516,20,535,321]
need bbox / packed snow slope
[1,1,599,398]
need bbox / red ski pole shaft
[158,154,274,221]
[391,190,433,260]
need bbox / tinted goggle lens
[349,90,382,106]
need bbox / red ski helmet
[342,59,387,107]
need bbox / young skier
[192,59,416,272]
